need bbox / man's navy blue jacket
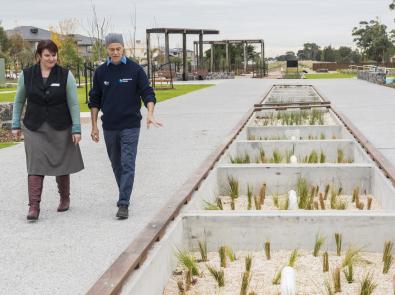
[88,57,156,130]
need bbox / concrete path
[1,77,394,294]
[0,79,275,295]
[309,78,395,165]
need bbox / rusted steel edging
[86,95,260,295]
[254,103,331,111]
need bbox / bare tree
[83,0,110,62]
[131,4,137,58]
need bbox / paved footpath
[1,78,394,294]
[309,79,395,165]
[0,79,274,295]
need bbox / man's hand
[146,113,163,129]
[72,134,81,145]
[91,126,100,142]
[12,129,21,140]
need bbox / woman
[12,40,84,221]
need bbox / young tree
[337,46,353,63]
[7,33,34,72]
[0,22,9,54]
[322,46,337,62]
[352,19,394,63]
[84,1,108,62]
[49,19,82,69]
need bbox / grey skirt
[23,122,84,176]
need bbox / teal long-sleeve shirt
[12,71,81,134]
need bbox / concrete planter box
[123,212,395,294]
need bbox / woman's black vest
[23,64,72,131]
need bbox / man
[88,33,162,219]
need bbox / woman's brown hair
[35,40,58,62]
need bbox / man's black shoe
[116,206,129,219]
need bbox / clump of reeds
[231,198,236,210]
[353,187,361,209]
[198,237,208,262]
[272,193,279,208]
[288,249,299,267]
[219,246,227,268]
[258,148,267,163]
[203,199,221,210]
[206,264,225,287]
[297,177,310,209]
[272,149,283,163]
[240,271,252,295]
[175,249,200,276]
[313,233,325,257]
[254,196,261,210]
[359,272,377,295]
[324,184,330,200]
[319,193,326,210]
[230,153,251,164]
[342,246,370,268]
[278,196,289,210]
[332,267,341,293]
[225,245,236,262]
[259,183,266,205]
[330,187,347,210]
[272,267,282,285]
[335,233,342,256]
[337,148,345,163]
[322,251,329,272]
[247,184,253,210]
[265,241,271,260]
[343,262,354,283]
[383,241,393,274]
[320,150,326,163]
[308,150,319,163]
[228,176,239,199]
[324,279,335,295]
[330,188,338,209]
[367,196,373,210]
[245,254,253,272]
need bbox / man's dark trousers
[103,128,140,207]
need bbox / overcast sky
[1,0,394,57]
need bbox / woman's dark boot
[27,175,44,220]
[56,175,70,212]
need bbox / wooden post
[146,32,151,81]
[199,32,203,69]
[182,31,187,81]
[210,43,214,72]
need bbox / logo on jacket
[118,78,133,83]
[104,81,110,86]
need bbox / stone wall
[357,71,386,85]
[0,102,13,130]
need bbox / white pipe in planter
[288,190,298,210]
[281,266,296,295]
[290,155,298,164]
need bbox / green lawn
[78,84,214,112]
[0,87,16,92]
[305,73,356,79]
[0,142,17,149]
[0,84,214,111]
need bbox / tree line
[277,2,395,64]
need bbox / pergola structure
[193,39,266,76]
[146,28,220,81]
